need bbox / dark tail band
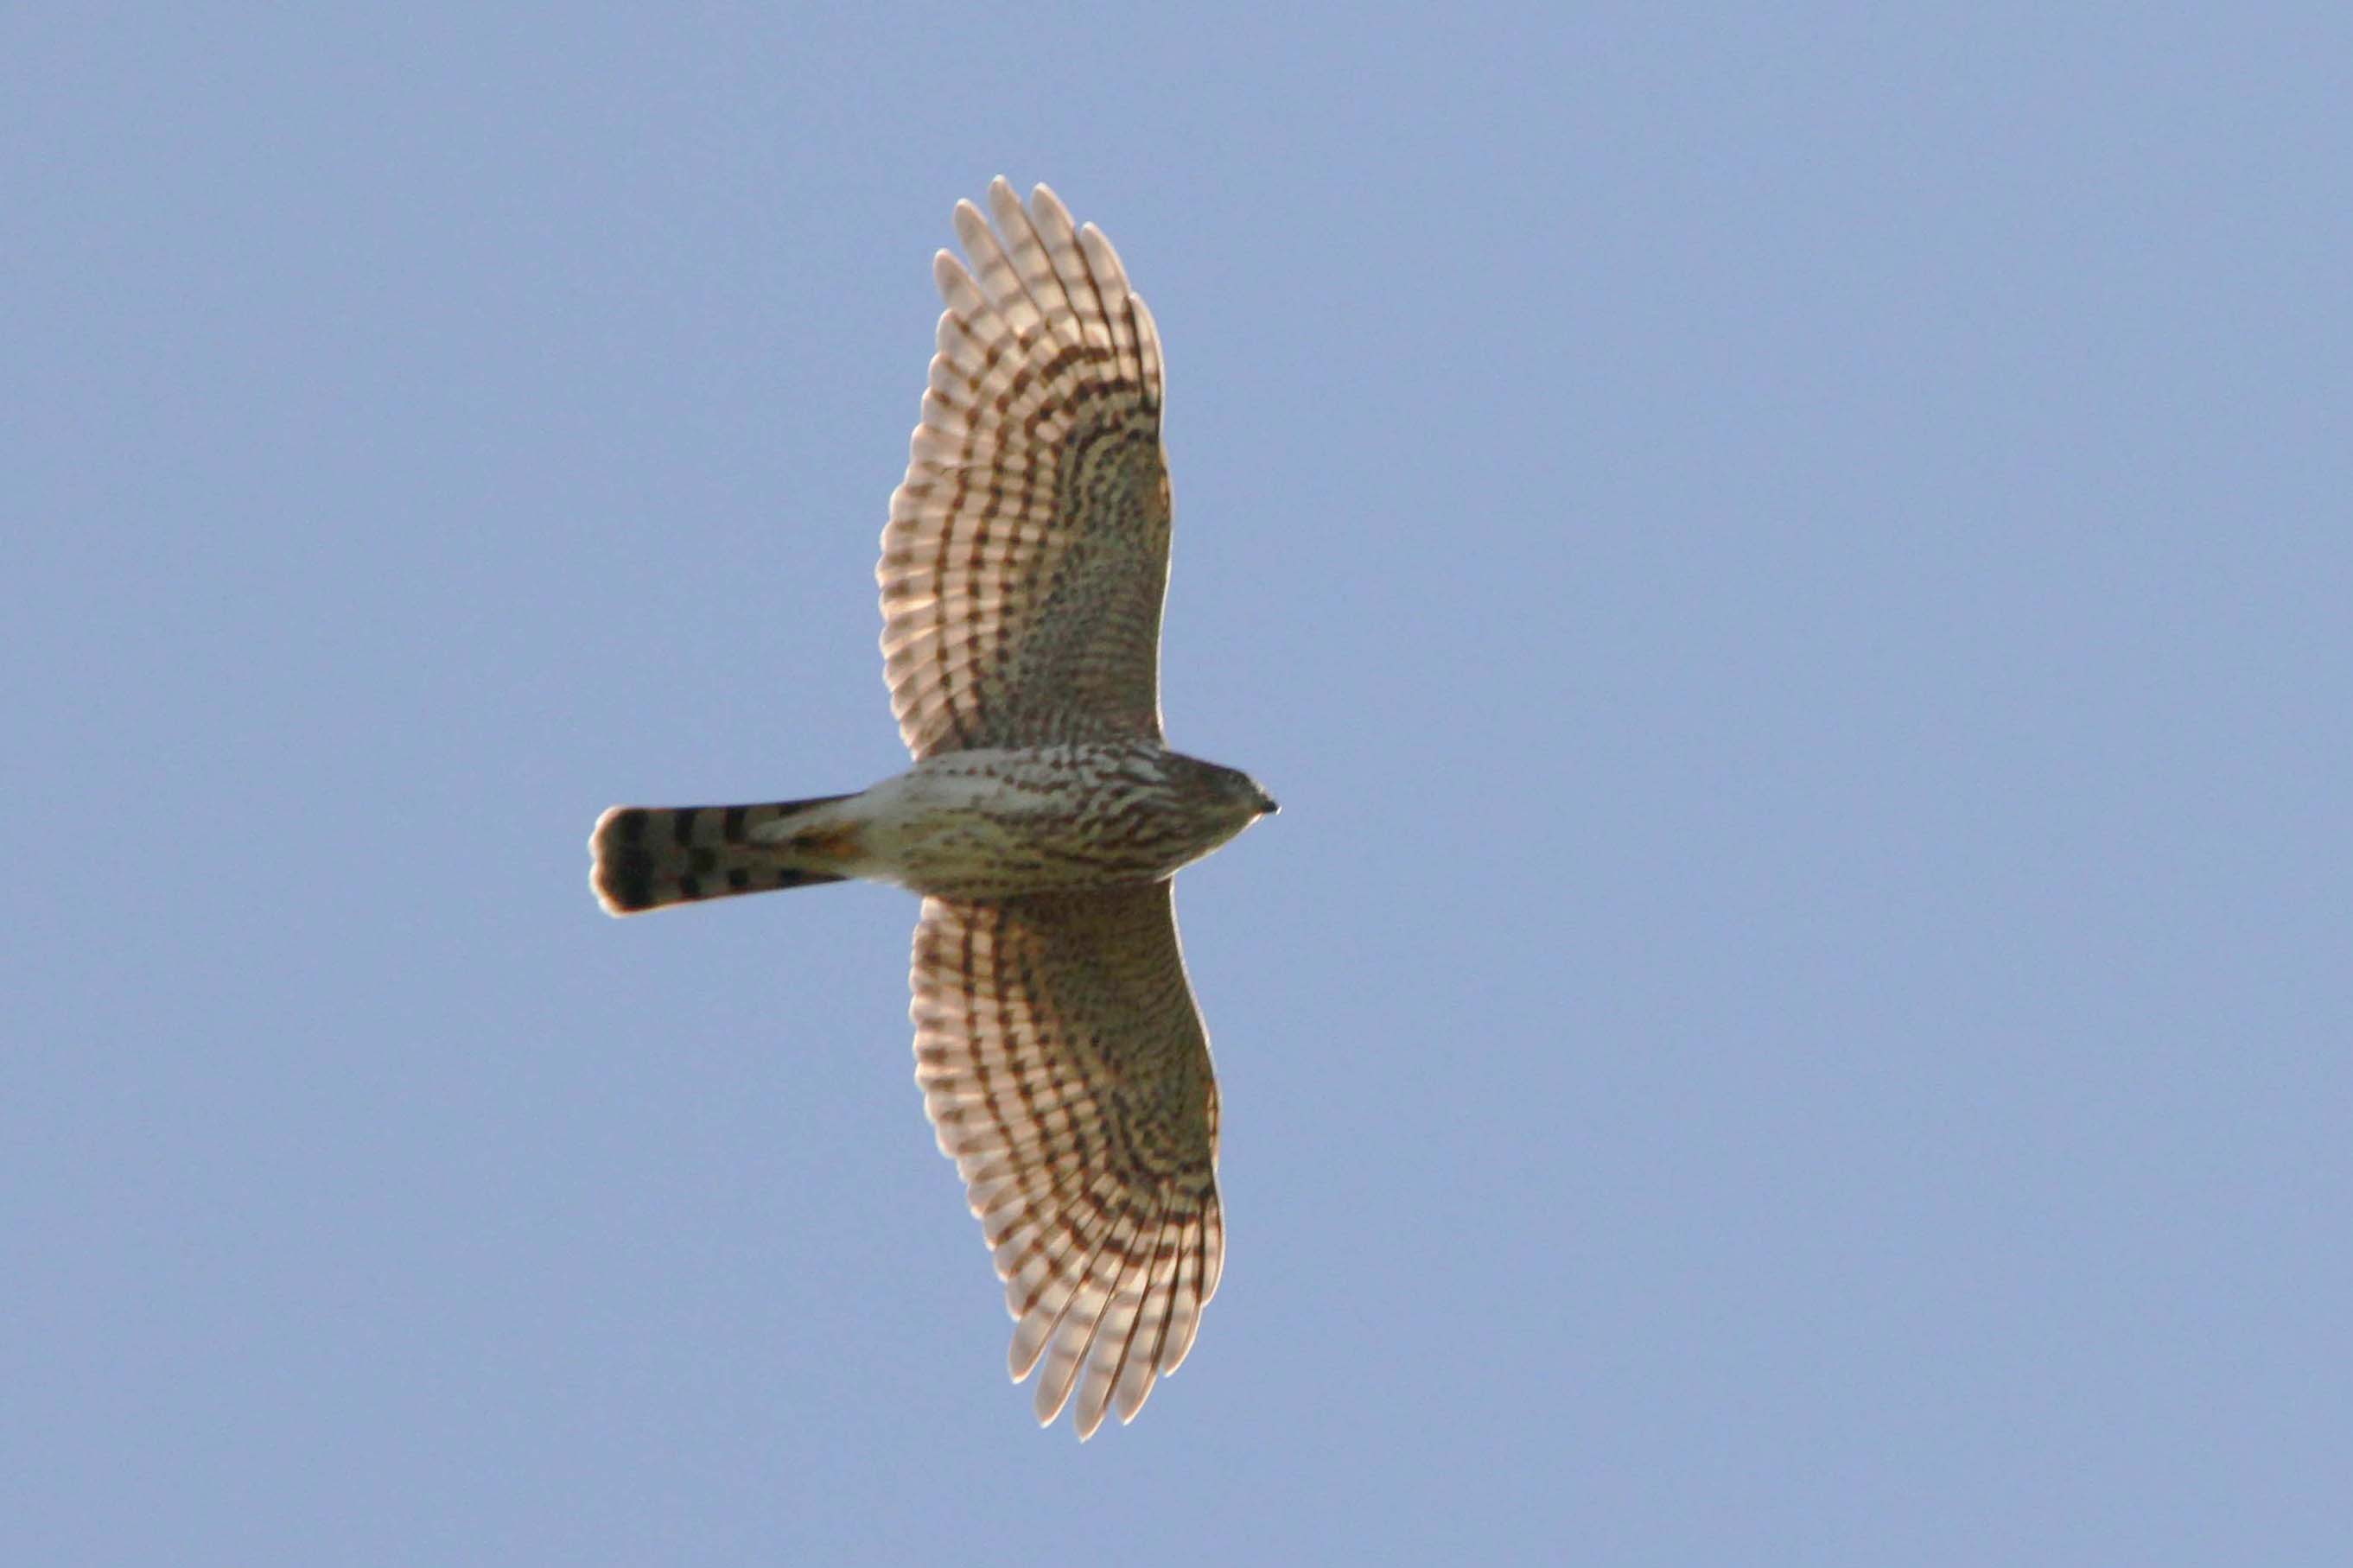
[590,795,854,914]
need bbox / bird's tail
[589,795,856,915]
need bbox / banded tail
[589,796,855,915]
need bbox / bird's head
[1195,758,1278,824]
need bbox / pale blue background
[7,4,2349,1564]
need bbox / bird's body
[594,740,1268,905]
[785,742,1269,898]
[590,179,1272,1439]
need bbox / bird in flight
[589,179,1276,1438]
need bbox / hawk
[589,179,1276,1438]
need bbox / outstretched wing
[910,882,1224,1438]
[880,179,1173,759]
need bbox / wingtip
[932,248,970,295]
[951,199,988,248]
[1032,183,1074,232]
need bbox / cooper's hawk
[589,180,1275,1439]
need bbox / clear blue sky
[8,4,2349,1563]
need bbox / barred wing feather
[910,883,1224,1438]
[880,179,1173,759]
